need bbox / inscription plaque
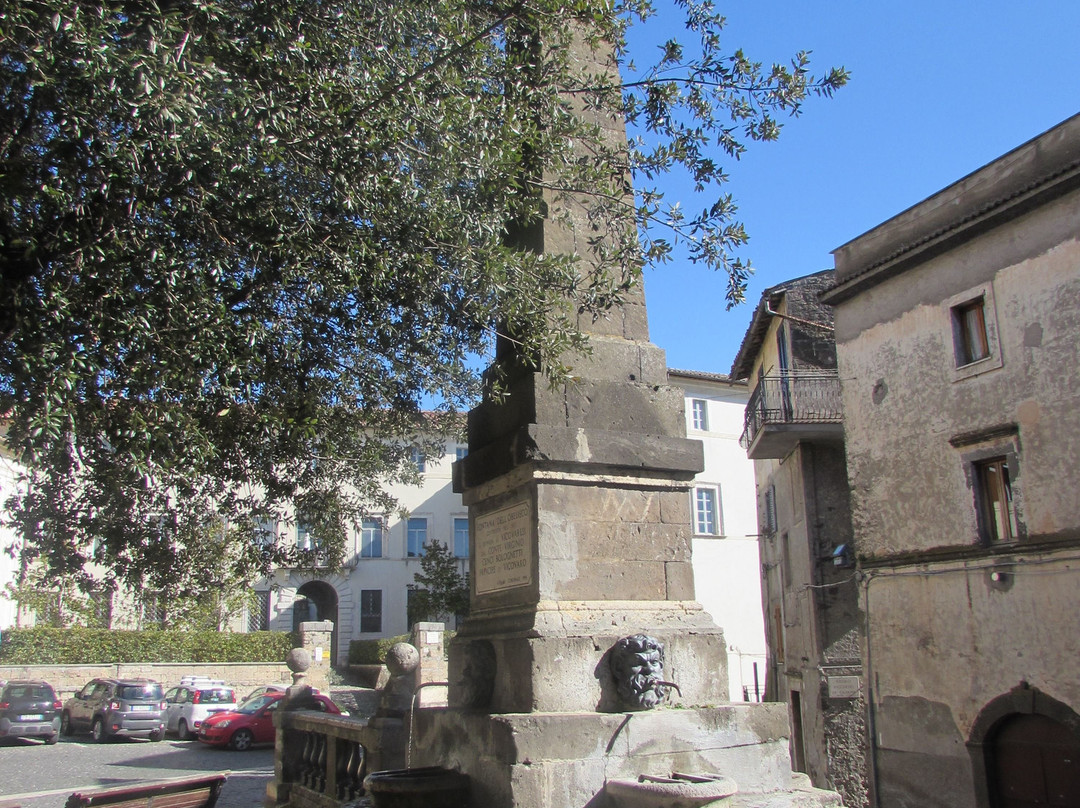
[827,675,861,699]
[475,501,533,594]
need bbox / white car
[164,678,238,740]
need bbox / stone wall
[0,661,328,700]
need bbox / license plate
[20,714,44,721]
[130,705,152,712]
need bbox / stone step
[729,774,844,808]
[729,794,843,808]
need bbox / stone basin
[363,766,470,808]
[605,773,739,808]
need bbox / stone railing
[274,709,376,808]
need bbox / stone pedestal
[450,599,726,714]
[411,621,449,707]
[296,620,332,692]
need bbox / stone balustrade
[273,709,377,808]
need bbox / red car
[196,691,341,750]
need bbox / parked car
[240,683,320,703]
[164,677,238,740]
[240,684,288,703]
[61,678,166,742]
[0,680,62,744]
[198,691,341,750]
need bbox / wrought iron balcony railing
[740,372,843,453]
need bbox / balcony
[740,372,844,459]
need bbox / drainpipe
[765,302,835,333]
[862,571,882,808]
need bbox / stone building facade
[822,113,1080,806]
[731,271,869,808]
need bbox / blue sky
[635,1,1080,376]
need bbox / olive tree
[0,0,846,598]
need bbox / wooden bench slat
[64,773,228,808]
[76,789,210,808]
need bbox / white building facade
[669,369,767,702]
[0,446,22,631]
[257,438,470,666]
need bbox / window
[297,517,316,551]
[142,592,166,628]
[248,591,271,632]
[407,517,428,558]
[296,516,329,564]
[360,589,382,633]
[406,585,425,627]
[360,518,383,558]
[410,446,426,473]
[255,519,278,547]
[781,532,792,590]
[763,485,778,535]
[693,486,721,535]
[946,286,1002,380]
[453,517,470,558]
[455,446,468,461]
[953,297,990,366]
[96,589,114,628]
[691,398,708,431]
[976,456,1019,542]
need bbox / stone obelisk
[448,25,726,715]
[413,28,808,808]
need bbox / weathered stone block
[466,372,571,446]
[659,489,693,524]
[563,379,686,435]
[573,521,690,563]
[510,757,610,808]
[665,560,696,600]
[449,604,730,713]
[564,338,669,386]
[639,340,671,387]
[535,508,578,560]
[622,298,651,343]
[555,559,669,601]
[457,424,704,492]
[539,484,662,524]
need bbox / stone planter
[348,664,389,689]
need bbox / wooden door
[992,713,1080,807]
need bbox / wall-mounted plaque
[827,675,861,700]
[475,501,533,594]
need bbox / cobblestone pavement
[0,688,380,808]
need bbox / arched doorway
[989,714,1080,807]
[969,684,1080,808]
[293,580,339,667]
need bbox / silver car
[61,678,165,742]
